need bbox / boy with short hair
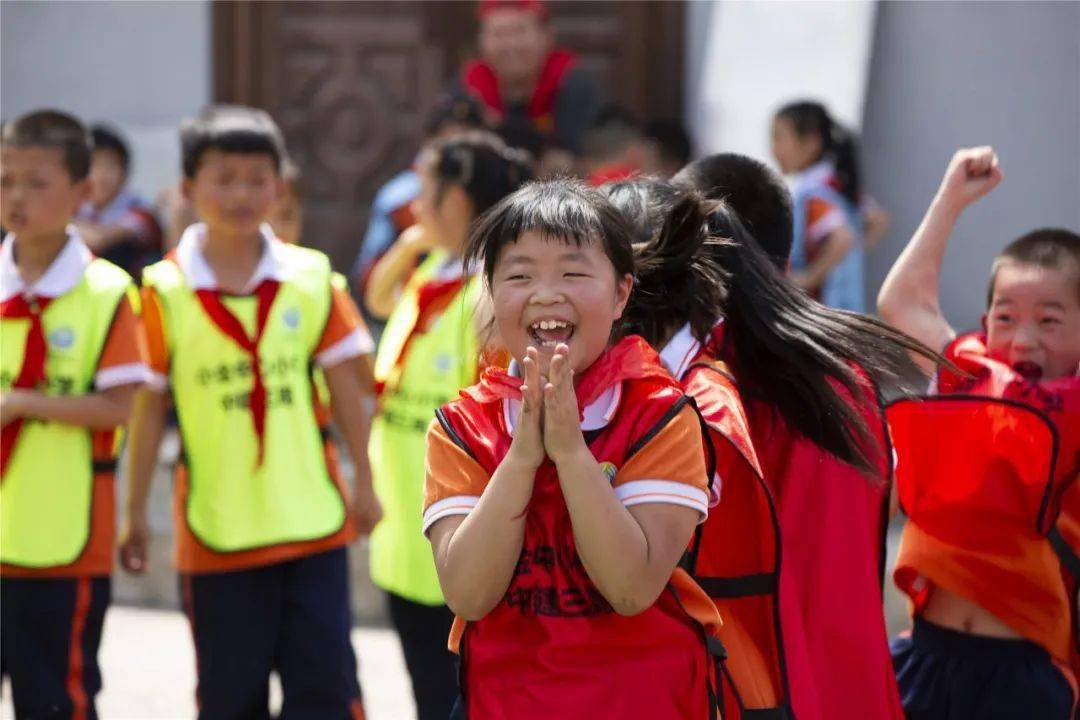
[1,109,151,719]
[120,105,380,718]
[75,124,162,277]
[878,147,1079,718]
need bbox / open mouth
[528,318,575,349]
[1012,361,1043,381]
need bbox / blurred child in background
[771,100,888,312]
[75,124,162,278]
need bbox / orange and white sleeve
[422,419,491,535]
[314,285,375,368]
[805,196,847,246]
[140,286,171,393]
[612,404,710,522]
[95,291,152,390]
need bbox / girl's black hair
[466,177,635,289]
[607,177,944,474]
[776,100,861,205]
[422,130,535,218]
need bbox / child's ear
[981,313,989,334]
[612,272,634,318]
[72,177,91,206]
[180,178,193,203]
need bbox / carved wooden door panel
[214,1,684,271]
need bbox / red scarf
[374,275,468,398]
[462,48,577,127]
[0,294,53,478]
[194,280,281,465]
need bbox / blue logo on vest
[283,307,301,330]
[49,327,75,349]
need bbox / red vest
[685,326,901,720]
[438,337,721,719]
[890,333,1080,669]
[461,48,577,135]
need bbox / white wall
[1,0,211,200]
[687,0,877,162]
[861,1,1080,330]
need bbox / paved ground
[0,606,416,720]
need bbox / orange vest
[890,333,1080,667]
[684,326,899,720]
[437,337,722,719]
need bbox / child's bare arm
[1,384,138,429]
[543,346,700,616]
[428,348,546,621]
[324,356,382,536]
[791,226,854,292]
[118,387,168,574]
[878,147,1003,371]
[364,225,434,320]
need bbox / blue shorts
[892,617,1072,720]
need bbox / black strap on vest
[92,459,117,474]
[698,572,778,599]
[1050,527,1080,581]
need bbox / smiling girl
[423,179,722,719]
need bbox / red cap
[477,0,549,21]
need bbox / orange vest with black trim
[889,332,1080,667]
[682,326,899,720]
[435,337,722,720]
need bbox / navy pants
[892,617,1072,720]
[0,576,110,720]
[182,547,364,720]
[385,592,457,720]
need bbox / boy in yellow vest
[119,105,380,718]
[1,110,151,719]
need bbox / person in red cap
[456,0,604,173]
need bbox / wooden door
[214,0,685,270]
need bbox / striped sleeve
[95,293,152,389]
[422,418,490,535]
[805,196,847,245]
[613,404,710,522]
[140,286,171,392]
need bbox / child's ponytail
[776,100,862,204]
[612,178,943,474]
[606,180,726,348]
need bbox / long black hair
[776,100,861,204]
[607,177,943,474]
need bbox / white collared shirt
[0,228,152,389]
[146,224,371,391]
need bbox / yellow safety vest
[369,250,481,604]
[142,246,346,552]
[0,259,133,567]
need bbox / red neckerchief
[194,280,281,465]
[462,335,669,413]
[587,164,640,187]
[0,294,53,478]
[374,275,468,398]
[461,48,577,123]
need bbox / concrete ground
[0,607,416,720]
